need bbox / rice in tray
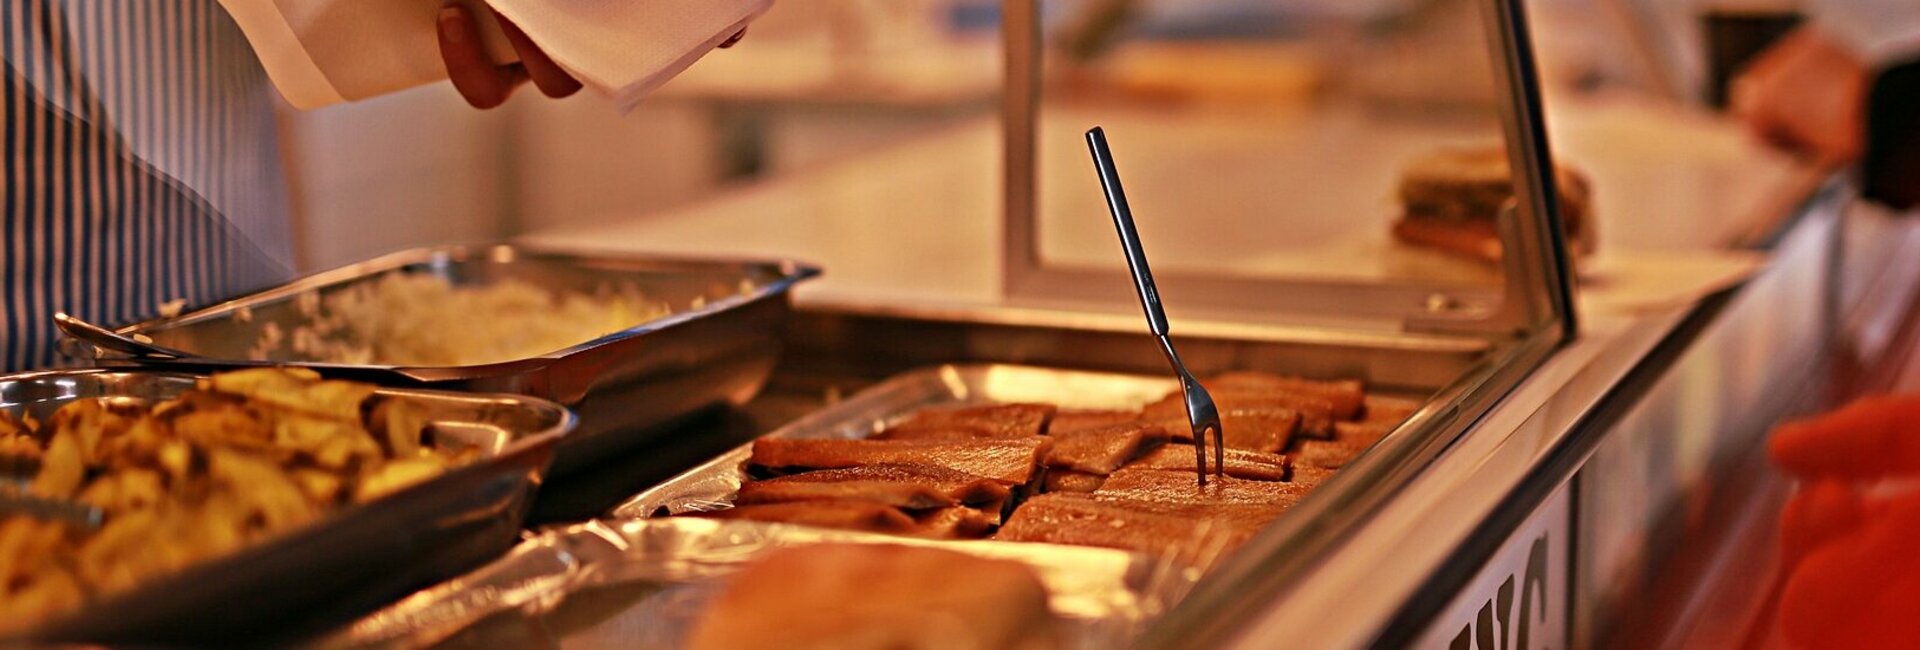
[253,274,673,366]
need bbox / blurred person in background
[1733,0,1919,210]
[0,1,741,372]
[1742,3,1920,648]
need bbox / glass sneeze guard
[998,0,1579,342]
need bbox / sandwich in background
[1391,146,1596,264]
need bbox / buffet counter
[5,2,1895,644]
[508,93,1888,647]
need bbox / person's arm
[1732,27,1868,167]
[1734,2,1920,209]
[1810,0,1920,209]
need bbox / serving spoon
[53,312,190,360]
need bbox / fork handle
[1087,127,1170,337]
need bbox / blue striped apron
[1,0,292,371]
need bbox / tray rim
[0,367,577,453]
[81,242,821,377]
[0,367,580,641]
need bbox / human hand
[1732,27,1869,167]
[1769,394,1920,649]
[437,2,580,108]
[436,1,748,109]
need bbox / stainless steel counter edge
[1198,308,1682,648]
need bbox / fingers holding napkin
[486,0,769,111]
[220,0,771,110]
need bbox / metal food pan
[328,518,1187,650]
[0,369,576,647]
[773,307,1491,398]
[736,310,1522,647]
[62,244,819,475]
[532,362,1452,648]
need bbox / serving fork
[1086,126,1224,485]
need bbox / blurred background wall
[280,0,994,271]
[280,66,727,270]
[278,0,1746,271]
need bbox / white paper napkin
[221,0,769,110]
[486,0,771,112]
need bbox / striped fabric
[2,0,292,371]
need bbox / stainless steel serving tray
[329,518,1187,650]
[752,306,1544,648]
[0,369,577,647]
[600,362,1466,647]
[62,244,820,475]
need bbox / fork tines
[1179,376,1224,486]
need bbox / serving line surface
[509,97,1825,645]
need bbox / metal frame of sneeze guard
[992,2,1580,645]
[996,0,1578,342]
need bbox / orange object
[1770,394,1920,480]
[1769,393,1920,648]
[1778,493,1920,649]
